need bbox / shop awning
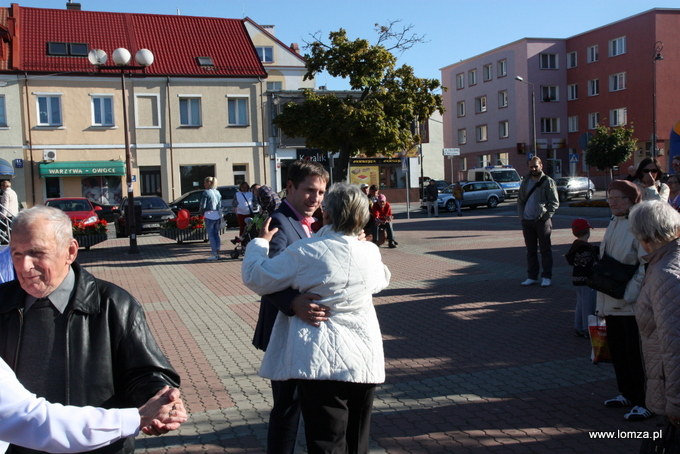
[0,159,14,176]
[39,160,126,177]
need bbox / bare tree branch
[374,20,428,54]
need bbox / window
[476,125,488,142]
[135,94,160,128]
[47,42,88,57]
[456,73,465,89]
[588,79,599,96]
[266,81,282,91]
[568,84,578,101]
[539,53,558,69]
[483,64,493,81]
[468,69,477,86]
[587,45,599,63]
[457,101,465,117]
[568,116,578,133]
[540,118,560,133]
[255,46,273,63]
[36,94,62,126]
[179,97,201,127]
[495,152,509,165]
[498,90,508,108]
[459,156,467,171]
[610,72,626,91]
[588,112,600,129]
[567,52,577,68]
[90,95,114,127]
[0,95,6,127]
[497,59,507,77]
[475,96,487,113]
[228,97,249,126]
[499,120,509,138]
[196,56,214,67]
[478,155,491,167]
[541,86,558,102]
[457,129,467,145]
[609,37,626,57]
[233,164,247,185]
[610,108,627,126]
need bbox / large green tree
[585,123,637,181]
[273,22,445,181]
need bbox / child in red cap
[565,218,599,337]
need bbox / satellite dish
[88,49,107,66]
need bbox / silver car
[555,177,595,202]
[421,181,505,212]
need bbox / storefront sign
[297,148,328,163]
[39,160,126,177]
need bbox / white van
[467,166,521,198]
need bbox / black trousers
[606,315,647,407]
[521,218,553,279]
[268,380,301,454]
[295,380,376,454]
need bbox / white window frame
[178,95,202,127]
[540,86,559,102]
[610,108,627,127]
[568,116,578,133]
[498,90,508,108]
[539,53,558,69]
[266,81,282,91]
[497,59,507,77]
[476,124,488,142]
[457,101,466,117]
[478,154,491,167]
[587,45,599,63]
[475,96,487,113]
[588,79,599,97]
[609,37,626,57]
[567,51,577,68]
[456,73,465,89]
[255,46,274,63]
[588,112,600,129]
[499,120,509,139]
[483,64,493,81]
[89,94,115,127]
[540,117,560,133]
[468,69,477,86]
[0,95,6,127]
[134,94,161,129]
[35,93,63,127]
[227,96,249,126]
[457,128,467,145]
[567,84,578,101]
[609,72,626,92]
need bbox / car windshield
[218,187,238,199]
[491,171,520,182]
[47,200,91,212]
[556,178,569,186]
[135,197,169,210]
[441,186,454,194]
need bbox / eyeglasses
[607,196,629,203]
[643,168,659,174]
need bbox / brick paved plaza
[75,202,660,453]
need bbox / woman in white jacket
[242,183,391,454]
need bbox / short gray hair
[323,183,369,235]
[12,205,73,249]
[629,200,680,245]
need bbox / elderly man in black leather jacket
[0,206,180,454]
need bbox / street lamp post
[515,76,537,157]
[88,48,154,254]
[652,41,664,159]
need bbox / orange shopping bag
[589,315,611,364]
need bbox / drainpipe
[259,77,268,185]
[166,76,175,199]
[22,72,35,206]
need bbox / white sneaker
[541,278,551,287]
[521,279,539,286]
[206,255,219,261]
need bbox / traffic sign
[569,154,579,163]
[443,148,460,156]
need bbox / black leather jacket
[0,263,180,454]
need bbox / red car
[45,197,102,226]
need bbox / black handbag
[587,253,638,299]
[640,419,680,453]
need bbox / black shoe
[388,241,397,249]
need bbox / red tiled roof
[13,5,267,77]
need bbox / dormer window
[196,56,214,67]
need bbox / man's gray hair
[12,205,74,248]
[324,183,369,236]
[630,200,680,245]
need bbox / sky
[14,0,678,90]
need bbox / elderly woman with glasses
[633,157,669,201]
[629,200,680,444]
[598,180,651,421]
[242,183,390,454]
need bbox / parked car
[114,196,175,237]
[555,176,595,202]
[90,200,118,223]
[168,185,239,228]
[421,181,505,212]
[45,197,101,226]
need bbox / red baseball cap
[571,218,593,232]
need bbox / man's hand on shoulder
[291,293,330,327]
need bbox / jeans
[521,218,553,279]
[205,218,221,255]
[574,286,596,333]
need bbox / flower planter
[160,228,208,243]
[74,234,107,250]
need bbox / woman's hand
[643,170,657,187]
[259,217,279,242]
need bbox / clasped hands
[138,385,188,436]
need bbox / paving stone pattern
[77,205,660,453]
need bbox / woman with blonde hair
[200,176,222,260]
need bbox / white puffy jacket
[242,225,391,384]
